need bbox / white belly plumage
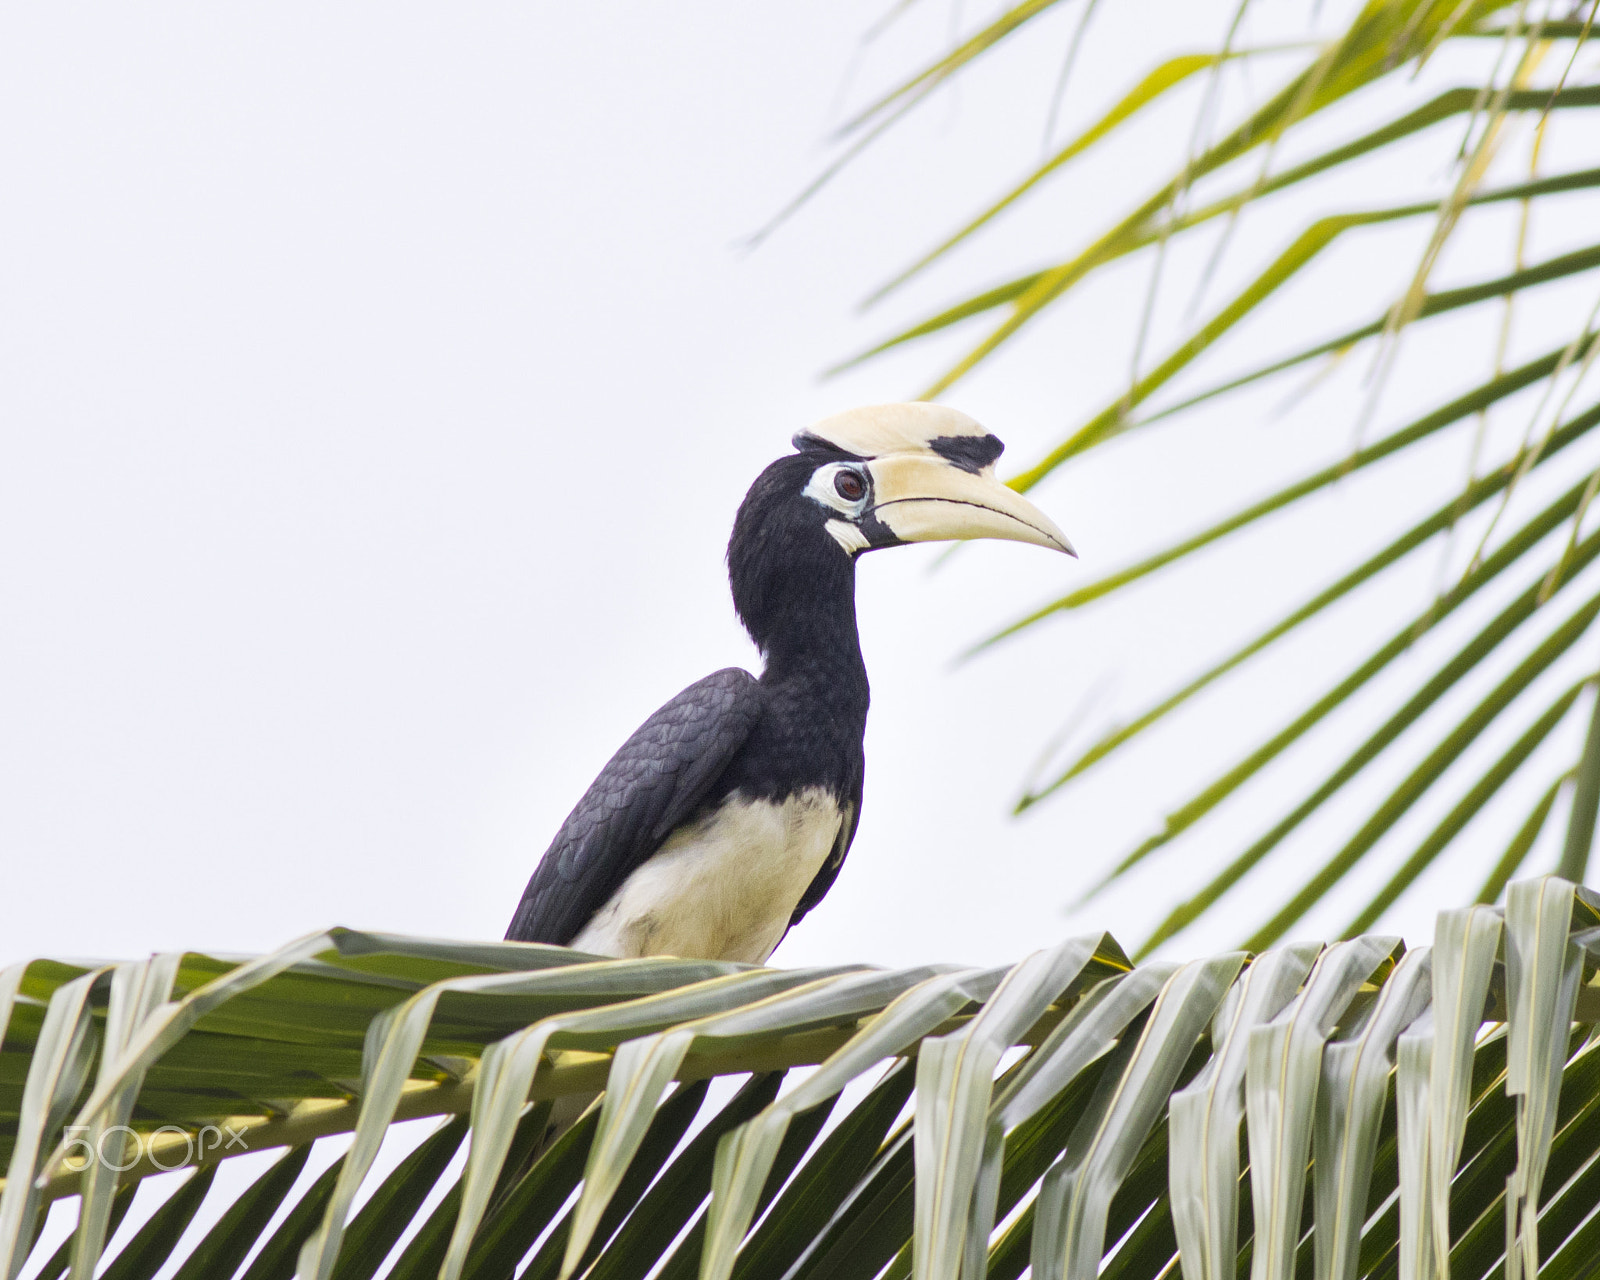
[569,787,845,964]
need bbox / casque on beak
[864,452,1075,555]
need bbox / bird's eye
[834,470,866,502]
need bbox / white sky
[4,2,1599,979]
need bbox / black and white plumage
[505,403,1072,964]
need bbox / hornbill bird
[506,403,1072,962]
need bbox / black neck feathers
[728,456,862,678]
[723,453,870,800]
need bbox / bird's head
[786,402,1073,558]
[729,404,1073,654]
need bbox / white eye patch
[803,463,871,517]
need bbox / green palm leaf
[0,894,1597,1277]
[809,0,1600,949]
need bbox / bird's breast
[568,787,845,964]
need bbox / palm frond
[814,0,1600,949]
[3,883,1600,1278]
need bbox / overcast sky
[4,2,1598,979]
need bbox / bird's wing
[505,667,764,947]
[786,795,859,931]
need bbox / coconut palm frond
[817,0,1600,949]
[3,877,1600,1278]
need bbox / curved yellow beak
[864,454,1075,555]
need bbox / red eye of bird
[834,470,866,502]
